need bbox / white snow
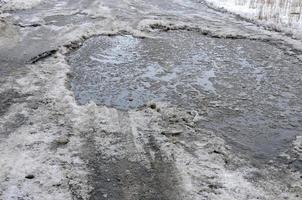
[206,0,302,37]
[0,0,44,11]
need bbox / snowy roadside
[205,0,302,39]
[0,0,44,11]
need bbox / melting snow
[206,0,302,37]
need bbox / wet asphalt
[1,0,302,199]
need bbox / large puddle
[67,31,302,161]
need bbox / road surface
[0,0,301,199]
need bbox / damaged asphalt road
[0,0,302,199]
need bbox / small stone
[149,103,156,109]
[161,130,182,137]
[128,97,134,101]
[25,174,35,179]
[56,136,70,145]
[182,117,189,123]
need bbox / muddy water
[68,30,302,161]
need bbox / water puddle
[67,32,218,110]
[67,31,302,161]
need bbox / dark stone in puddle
[161,130,182,137]
[25,174,35,179]
[149,103,157,110]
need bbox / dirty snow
[0,0,44,11]
[206,0,302,38]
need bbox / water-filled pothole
[67,32,218,110]
[67,31,302,160]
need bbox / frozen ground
[0,0,301,199]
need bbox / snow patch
[206,0,302,38]
[0,0,44,11]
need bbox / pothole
[67,31,218,110]
[67,30,302,161]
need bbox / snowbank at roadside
[0,0,43,11]
[206,0,302,38]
